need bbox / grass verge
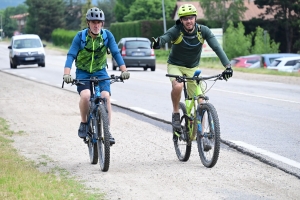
[0,118,104,200]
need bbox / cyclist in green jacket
[152,4,233,131]
[63,7,130,145]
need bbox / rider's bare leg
[171,80,183,113]
[101,91,111,124]
[79,89,91,123]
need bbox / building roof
[10,13,29,20]
[172,0,273,21]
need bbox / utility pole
[0,14,3,39]
[162,0,168,50]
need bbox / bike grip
[166,74,177,77]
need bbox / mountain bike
[62,75,124,172]
[166,70,223,168]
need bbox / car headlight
[38,50,44,55]
[13,51,20,56]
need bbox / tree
[25,0,65,41]
[223,21,251,59]
[224,21,280,59]
[1,5,28,37]
[80,0,94,29]
[254,0,300,53]
[123,0,176,22]
[200,0,247,30]
[64,0,82,30]
[2,8,18,37]
[250,26,279,54]
[97,0,116,29]
[114,0,135,22]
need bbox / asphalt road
[1,42,300,179]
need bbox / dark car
[112,37,156,71]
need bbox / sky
[0,0,100,10]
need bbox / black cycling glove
[151,37,161,49]
[222,65,233,81]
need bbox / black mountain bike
[166,70,223,168]
[63,75,123,172]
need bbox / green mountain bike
[166,70,223,168]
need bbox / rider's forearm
[64,67,71,75]
[119,65,127,72]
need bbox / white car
[268,56,300,72]
[8,34,46,69]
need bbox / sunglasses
[181,16,195,21]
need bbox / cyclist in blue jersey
[63,7,130,145]
[152,4,233,131]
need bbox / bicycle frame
[182,78,202,142]
[87,78,106,144]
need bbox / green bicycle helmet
[178,4,197,17]
[86,7,105,21]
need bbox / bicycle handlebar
[166,73,223,83]
[62,74,123,88]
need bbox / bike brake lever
[176,77,183,83]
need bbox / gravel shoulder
[1,71,300,199]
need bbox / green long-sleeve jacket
[159,23,230,68]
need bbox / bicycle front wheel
[173,102,192,162]
[88,115,98,164]
[196,103,220,168]
[96,103,110,172]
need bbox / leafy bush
[51,28,78,48]
[224,21,280,59]
[224,21,251,59]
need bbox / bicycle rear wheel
[96,103,110,172]
[88,114,98,164]
[196,103,220,168]
[173,102,192,162]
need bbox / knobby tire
[97,103,110,172]
[197,103,220,168]
[88,113,99,164]
[173,102,192,162]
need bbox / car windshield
[246,59,260,64]
[13,38,42,49]
[285,59,300,66]
[125,41,150,49]
[270,60,281,67]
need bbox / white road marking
[231,140,300,169]
[129,107,157,115]
[215,89,300,104]
[133,77,300,104]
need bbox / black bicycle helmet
[86,7,105,21]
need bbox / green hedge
[51,28,78,48]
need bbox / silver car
[112,37,156,71]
